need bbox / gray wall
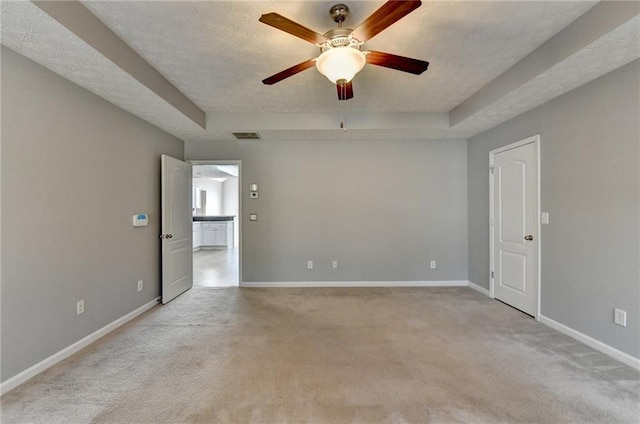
[1,47,184,381]
[467,60,640,358]
[186,139,468,283]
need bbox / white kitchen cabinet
[192,222,202,250]
[227,222,234,248]
[214,224,227,246]
[194,220,234,248]
[202,223,217,246]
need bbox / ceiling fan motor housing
[329,4,350,24]
[321,28,361,50]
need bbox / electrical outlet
[137,280,143,292]
[430,260,437,269]
[614,308,627,327]
[77,300,85,315]
[332,260,338,269]
[307,260,313,270]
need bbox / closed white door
[161,155,193,304]
[490,137,539,316]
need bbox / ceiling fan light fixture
[315,47,366,84]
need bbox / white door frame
[189,160,242,286]
[489,135,541,319]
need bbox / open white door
[161,155,193,304]
[490,136,539,317]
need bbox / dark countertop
[193,216,235,222]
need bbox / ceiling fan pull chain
[341,106,348,132]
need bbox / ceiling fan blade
[351,1,422,42]
[366,51,429,75]
[262,59,317,85]
[337,81,354,101]
[259,13,327,45]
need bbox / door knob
[524,235,533,241]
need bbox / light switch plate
[250,183,259,192]
[541,212,549,224]
[614,308,627,327]
[249,213,258,221]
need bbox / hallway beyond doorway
[193,248,239,287]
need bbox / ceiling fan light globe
[316,47,366,84]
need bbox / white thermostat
[133,214,149,227]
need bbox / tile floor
[193,247,239,287]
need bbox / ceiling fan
[259,0,429,100]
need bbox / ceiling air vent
[232,132,261,140]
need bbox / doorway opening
[191,161,241,287]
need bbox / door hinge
[491,271,494,279]
[489,166,494,174]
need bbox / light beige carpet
[1,287,639,423]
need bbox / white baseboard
[0,297,160,395]
[241,280,470,288]
[468,281,490,296]
[538,314,640,371]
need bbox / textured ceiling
[0,0,205,138]
[3,1,638,142]
[80,0,596,113]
